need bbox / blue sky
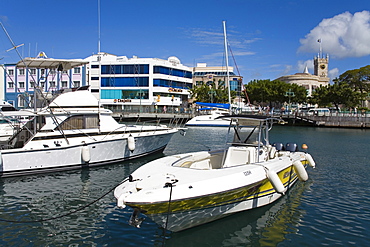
[1,0,369,83]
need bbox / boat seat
[223,146,252,168]
[286,142,298,152]
[273,142,285,151]
[190,159,212,170]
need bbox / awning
[195,102,230,110]
[16,58,89,70]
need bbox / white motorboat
[114,116,316,232]
[0,59,178,177]
[185,105,234,127]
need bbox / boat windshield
[232,125,262,145]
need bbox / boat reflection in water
[0,156,155,245]
[164,180,312,247]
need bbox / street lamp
[285,89,295,115]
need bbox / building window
[153,79,192,89]
[17,95,25,108]
[74,67,81,74]
[50,81,56,88]
[19,82,25,88]
[30,81,35,88]
[61,81,68,88]
[19,69,25,75]
[101,64,149,75]
[73,81,80,87]
[91,65,100,69]
[8,82,14,88]
[101,89,149,100]
[30,69,36,75]
[50,69,56,74]
[153,66,192,78]
[91,77,99,80]
[41,69,45,75]
[8,69,14,76]
[41,82,45,88]
[101,77,149,87]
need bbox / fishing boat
[114,115,316,232]
[0,58,178,177]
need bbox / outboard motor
[286,142,298,152]
[273,142,285,151]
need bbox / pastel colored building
[2,53,86,108]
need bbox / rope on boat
[0,178,129,224]
[164,182,174,231]
[161,182,174,247]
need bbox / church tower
[314,54,329,78]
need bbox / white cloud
[298,11,370,58]
[282,65,293,75]
[329,68,339,80]
[297,60,314,73]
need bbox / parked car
[307,108,330,116]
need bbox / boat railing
[2,119,37,149]
[129,117,185,130]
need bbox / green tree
[244,79,307,105]
[333,65,370,94]
[189,81,236,103]
[309,82,363,109]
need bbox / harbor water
[0,126,369,246]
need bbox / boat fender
[293,160,308,181]
[117,194,127,209]
[266,169,286,194]
[269,146,277,159]
[81,145,91,163]
[128,135,135,152]
[305,153,316,168]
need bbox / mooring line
[0,178,128,223]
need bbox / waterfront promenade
[112,110,370,128]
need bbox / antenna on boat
[97,0,102,133]
[222,21,232,112]
[0,22,24,63]
[1,22,72,144]
[98,0,101,54]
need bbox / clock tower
[314,54,329,77]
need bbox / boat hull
[138,168,299,232]
[148,183,291,232]
[115,152,309,232]
[0,130,176,177]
